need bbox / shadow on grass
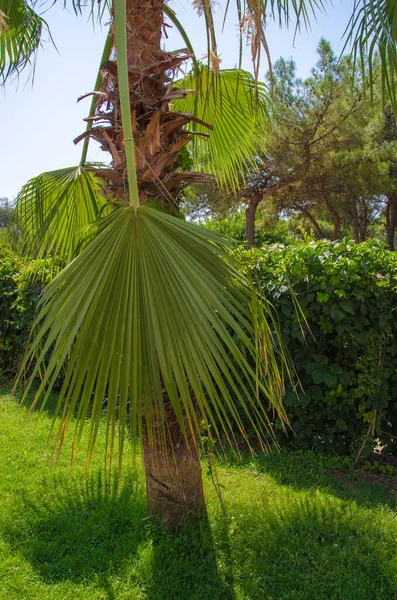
[226,492,397,600]
[222,448,396,510]
[5,373,393,511]
[3,471,147,596]
[147,513,235,600]
[2,464,396,599]
[2,469,236,600]
[1,381,395,599]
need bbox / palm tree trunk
[142,398,206,529]
[77,0,207,206]
[120,0,207,526]
[78,0,208,527]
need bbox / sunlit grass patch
[0,382,396,600]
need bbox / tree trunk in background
[329,207,340,240]
[245,197,259,246]
[386,196,391,242]
[320,177,340,240]
[386,191,397,250]
[142,399,206,529]
[359,201,368,242]
[294,205,325,239]
[350,197,360,243]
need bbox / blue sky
[1,0,355,199]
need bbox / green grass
[0,382,396,600]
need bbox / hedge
[1,239,397,456]
[240,238,397,455]
[0,256,60,374]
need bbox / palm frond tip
[344,0,397,110]
[0,0,47,83]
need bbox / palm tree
[1,0,396,528]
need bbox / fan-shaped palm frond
[344,0,397,111]
[174,68,271,192]
[18,203,287,467]
[15,165,110,261]
[0,0,47,83]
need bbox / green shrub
[0,257,59,374]
[239,239,397,455]
[2,239,397,457]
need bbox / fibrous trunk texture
[142,398,206,529]
[75,0,212,206]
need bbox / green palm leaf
[0,0,47,84]
[263,0,327,27]
[0,0,111,86]
[344,0,397,111]
[18,203,287,467]
[174,68,271,192]
[15,165,110,261]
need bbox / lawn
[0,382,396,600]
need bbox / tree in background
[0,198,15,254]
[191,40,397,248]
[274,55,397,245]
[239,40,366,245]
[0,198,13,229]
[382,106,397,249]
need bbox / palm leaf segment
[20,204,287,466]
[0,0,111,85]
[15,166,110,262]
[344,0,397,110]
[174,68,270,192]
[0,0,47,83]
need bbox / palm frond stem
[114,0,139,208]
[80,27,114,166]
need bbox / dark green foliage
[0,257,59,373]
[241,238,397,454]
[2,239,397,457]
